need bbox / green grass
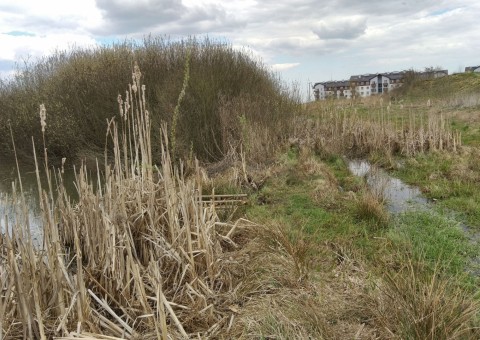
[246,150,391,264]
[393,72,480,104]
[271,147,478,276]
[389,211,477,276]
[448,107,480,149]
[394,152,480,227]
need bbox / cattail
[132,61,142,93]
[117,94,124,118]
[124,90,130,121]
[61,157,66,174]
[39,103,47,132]
[142,84,146,111]
[134,62,142,83]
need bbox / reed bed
[0,65,257,339]
[304,99,461,159]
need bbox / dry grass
[1,64,479,339]
[303,98,461,159]
[0,65,264,339]
[227,229,380,339]
[366,257,480,339]
[354,190,389,228]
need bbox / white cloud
[271,63,300,71]
[0,33,98,62]
[313,17,367,40]
[0,0,479,95]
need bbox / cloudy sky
[1,0,479,99]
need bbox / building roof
[349,74,376,82]
[383,72,404,80]
[314,80,350,89]
[314,68,449,89]
[325,80,350,88]
[465,66,480,72]
[351,72,406,82]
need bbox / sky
[1,0,479,100]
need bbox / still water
[348,159,429,213]
[348,159,480,275]
[0,158,78,246]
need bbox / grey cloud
[94,0,185,35]
[255,36,349,57]
[242,0,460,56]
[335,0,442,16]
[313,18,367,40]
[93,0,245,36]
[171,5,246,34]
[1,12,80,33]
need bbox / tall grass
[0,36,299,163]
[368,256,480,339]
[0,65,260,338]
[304,98,461,159]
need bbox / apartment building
[313,69,448,100]
[313,80,351,100]
[465,66,480,73]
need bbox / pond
[0,157,78,247]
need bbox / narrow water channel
[347,159,480,275]
[348,160,429,213]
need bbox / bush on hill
[0,36,299,163]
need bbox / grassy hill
[394,71,480,107]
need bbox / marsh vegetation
[1,39,480,338]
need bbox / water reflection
[0,159,78,247]
[348,159,480,276]
[348,159,429,213]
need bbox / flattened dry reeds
[0,65,253,339]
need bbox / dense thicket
[0,36,299,163]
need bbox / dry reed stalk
[306,102,460,158]
[0,64,256,338]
